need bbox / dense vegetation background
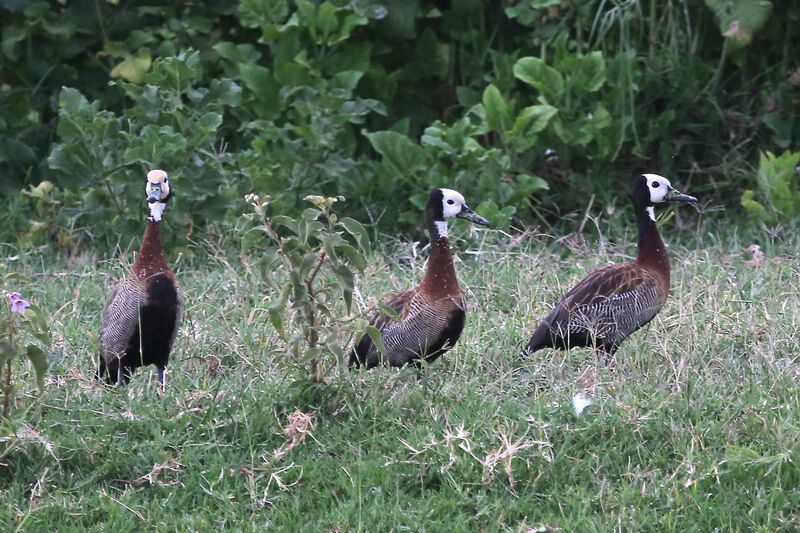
[1,0,798,253]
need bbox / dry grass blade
[109,454,184,488]
[273,410,316,460]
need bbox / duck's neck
[635,204,670,281]
[132,219,170,280]
[420,220,461,299]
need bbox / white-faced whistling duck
[522,174,697,362]
[98,170,182,386]
[350,188,490,369]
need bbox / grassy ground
[1,214,800,532]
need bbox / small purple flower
[10,298,30,315]
[9,292,21,302]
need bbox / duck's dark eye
[651,182,660,188]
[446,199,455,205]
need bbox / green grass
[2,218,800,531]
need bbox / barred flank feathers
[355,289,466,368]
[536,266,666,355]
[98,276,183,384]
[98,280,147,367]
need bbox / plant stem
[3,359,11,419]
[3,312,16,419]
[305,250,327,383]
[703,38,728,96]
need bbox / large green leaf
[762,113,791,149]
[513,57,564,99]
[25,345,48,393]
[510,104,558,138]
[109,49,152,84]
[315,2,339,44]
[329,12,368,46]
[740,190,772,222]
[509,174,549,204]
[237,0,289,29]
[239,63,280,118]
[565,51,606,93]
[756,150,800,219]
[204,78,243,108]
[364,325,388,357]
[146,50,203,95]
[474,200,515,229]
[337,217,370,254]
[122,125,189,167]
[704,0,773,45]
[363,130,427,181]
[332,263,355,312]
[54,88,103,141]
[482,84,512,133]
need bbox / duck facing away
[98,169,182,386]
[523,174,697,362]
[350,188,489,369]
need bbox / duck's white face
[146,169,170,200]
[643,174,673,203]
[639,173,697,221]
[430,188,489,239]
[145,169,170,222]
[440,188,467,220]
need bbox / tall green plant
[238,194,369,384]
[0,277,50,419]
[2,0,798,248]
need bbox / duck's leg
[115,360,125,386]
[117,366,133,386]
[596,344,618,367]
[97,356,107,382]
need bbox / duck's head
[145,169,172,221]
[633,174,696,220]
[146,169,172,203]
[426,188,489,239]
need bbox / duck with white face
[98,169,182,388]
[522,173,697,364]
[350,187,489,369]
[428,188,490,239]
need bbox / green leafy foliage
[45,50,243,252]
[514,57,565,98]
[0,1,797,248]
[238,194,370,385]
[514,38,621,164]
[741,150,800,223]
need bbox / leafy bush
[741,150,800,224]
[1,0,798,250]
[46,50,244,252]
[238,194,369,385]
